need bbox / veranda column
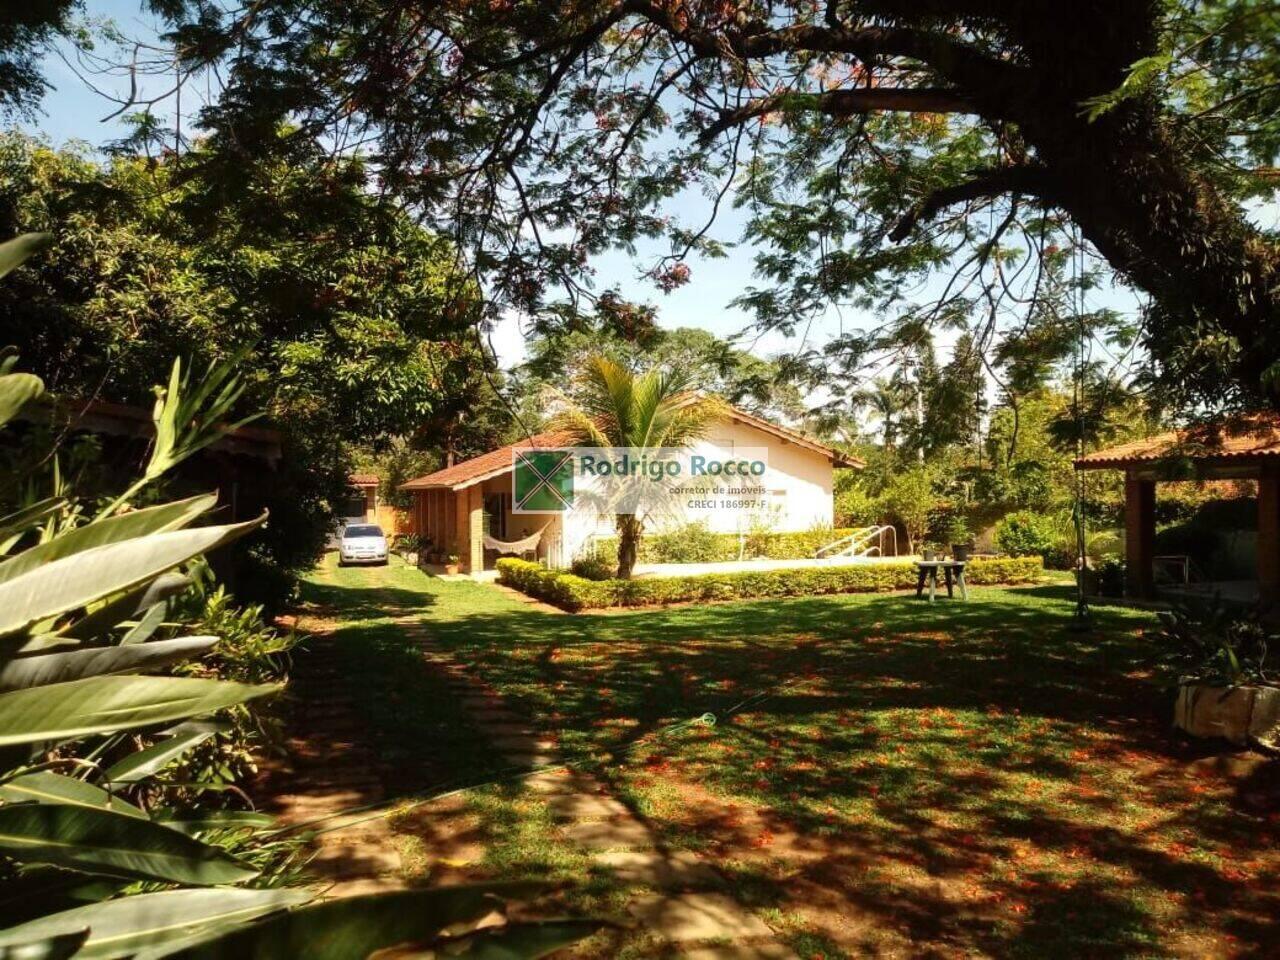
[1124,471,1155,598]
[466,485,485,574]
[1257,462,1280,591]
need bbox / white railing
[814,525,898,559]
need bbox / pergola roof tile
[1075,412,1280,470]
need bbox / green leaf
[153,810,273,837]
[0,514,265,637]
[0,889,311,960]
[0,928,88,960]
[0,499,66,552]
[120,601,168,645]
[0,374,44,430]
[103,725,219,783]
[0,803,259,885]
[0,637,218,692]
[0,772,146,820]
[142,887,508,959]
[0,494,218,586]
[430,920,604,958]
[0,675,280,747]
[63,574,190,642]
[0,233,53,280]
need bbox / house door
[484,493,508,539]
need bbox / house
[1075,412,1280,600]
[399,405,862,574]
[342,473,413,535]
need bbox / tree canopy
[105,0,1280,414]
[0,132,486,587]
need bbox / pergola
[1075,414,1280,598]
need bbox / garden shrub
[592,526,867,565]
[994,510,1073,568]
[570,548,614,581]
[165,585,297,800]
[646,521,724,563]
[497,555,1044,611]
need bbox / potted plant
[1154,599,1280,748]
[943,515,974,561]
[444,553,461,575]
[921,542,941,561]
[396,533,423,565]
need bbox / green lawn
[300,556,1279,959]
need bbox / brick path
[394,612,799,958]
[265,567,797,955]
[258,631,407,897]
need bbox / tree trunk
[1017,96,1280,404]
[616,514,642,579]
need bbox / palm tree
[854,378,906,449]
[551,354,727,579]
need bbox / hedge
[591,527,868,564]
[496,555,1045,612]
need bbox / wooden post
[467,486,484,574]
[1124,472,1155,598]
[1258,463,1280,592]
[451,486,485,573]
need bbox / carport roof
[1075,412,1280,470]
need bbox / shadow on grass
[298,564,1280,957]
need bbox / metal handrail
[815,524,898,559]
[813,529,866,557]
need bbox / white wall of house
[553,419,837,567]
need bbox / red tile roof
[399,430,577,490]
[349,473,380,486]
[1075,412,1280,470]
[399,408,860,491]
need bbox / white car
[338,523,388,566]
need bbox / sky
[22,0,1153,395]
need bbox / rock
[1175,685,1280,747]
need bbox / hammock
[483,526,546,555]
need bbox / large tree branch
[621,0,1025,108]
[889,165,1057,241]
[699,86,977,144]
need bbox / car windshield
[344,525,384,538]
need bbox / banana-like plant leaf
[418,920,605,959]
[0,888,312,960]
[0,494,218,586]
[0,868,126,930]
[120,601,168,646]
[63,573,191,642]
[0,373,44,430]
[0,515,264,637]
[0,675,280,746]
[153,810,273,837]
[140,887,509,959]
[0,772,146,820]
[0,928,88,960]
[102,725,218,783]
[0,499,66,551]
[0,637,218,692]
[0,233,52,280]
[0,803,259,885]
